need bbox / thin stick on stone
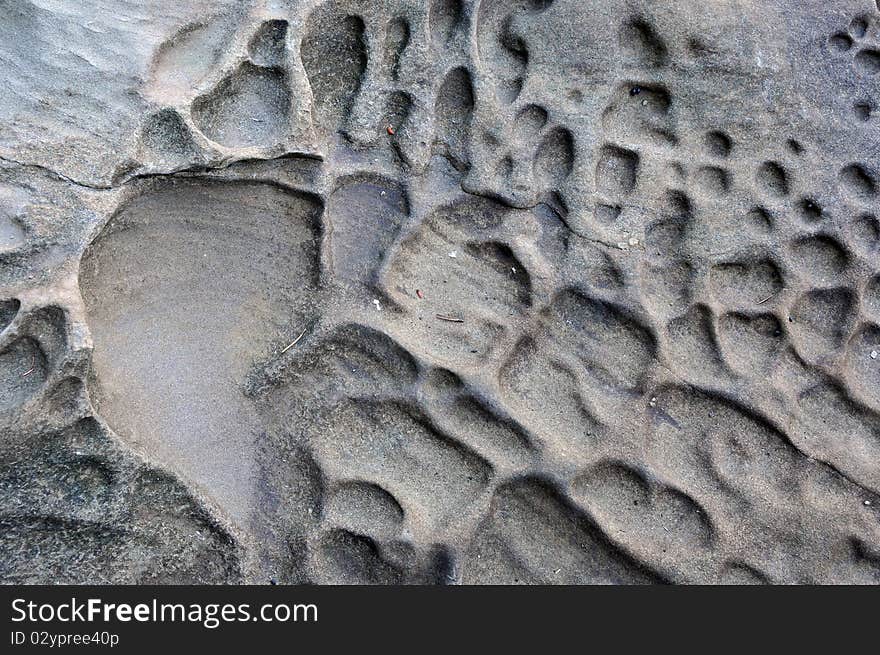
[281,328,307,354]
[21,353,35,378]
[435,314,464,323]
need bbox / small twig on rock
[436,314,464,323]
[281,328,307,354]
[21,353,35,378]
[757,288,785,305]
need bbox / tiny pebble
[871,350,878,359]
[448,251,457,258]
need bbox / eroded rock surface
[2,0,880,584]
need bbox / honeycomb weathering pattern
[1,0,880,583]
